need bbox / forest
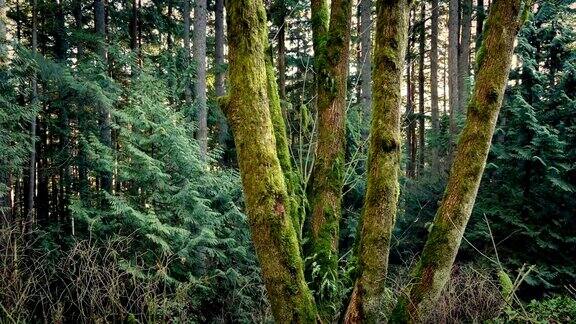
[0,0,575,322]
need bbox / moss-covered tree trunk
[223,0,317,322]
[265,48,304,240]
[391,0,528,321]
[307,0,353,317]
[344,0,410,322]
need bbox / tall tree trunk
[430,0,440,175]
[391,0,527,321]
[418,1,425,175]
[458,0,472,113]
[94,0,112,194]
[359,0,372,122]
[182,0,192,110]
[36,116,49,224]
[308,0,353,317]
[130,0,139,52]
[214,0,227,146]
[275,0,287,101]
[266,48,303,240]
[26,0,38,222]
[54,0,67,61]
[406,11,416,179]
[0,0,8,222]
[447,0,459,138]
[223,0,317,321]
[194,0,208,160]
[344,0,410,321]
[167,0,173,50]
[73,0,83,58]
[476,0,485,54]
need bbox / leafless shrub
[0,222,196,323]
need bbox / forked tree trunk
[308,0,353,317]
[223,0,317,321]
[390,0,527,321]
[344,0,410,322]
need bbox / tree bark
[223,0,317,321]
[430,0,440,175]
[214,0,227,146]
[344,0,410,321]
[308,0,353,317]
[391,0,527,321]
[359,0,372,122]
[194,0,208,160]
[458,0,472,113]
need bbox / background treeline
[0,0,575,322]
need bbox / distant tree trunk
[476,0,485,53]
[73,0,83,56]
[167,0,173,50]
[26,0,38,221]
[344,0,410,321]
[54,0,70,221]
[223,0,317,321]
[308,0,353,317]
[406,10,416,179]
[430,0,440,175]
[54,1,67,61]
[458,0,472,113]
[130,0,138,52]
[95,0,112,194]
[74,0,88,202]
[359,0,372,122]
[391,0,526,321]
[448,0,459,137]
[275,0,287,100]
[194,0,208,160]
[182,0,192,110]
[418,1,425,175]
[214,0,227,146]
[0,0,8,221]
[36,117,49,224]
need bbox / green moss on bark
[265,47,304,240]
[344,1,410,322]
[390,0,527,322]
[225,1,316,322]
